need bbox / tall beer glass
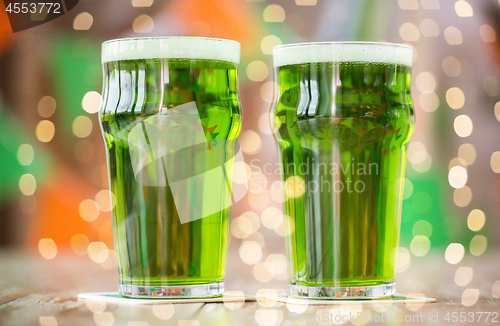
[99,37,242,298]
[271,42,414,298]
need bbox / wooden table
[0,248,499,326]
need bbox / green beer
[99,37,241,298]
[271,43,414,298]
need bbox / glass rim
[101,36,240,64]
[272,41,414,68]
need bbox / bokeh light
[445,243,465,264]
[461,289,479,307]
[151,304,174,320]
[79,199,100,222]
[469,235,487,256]
[410,235,431,257]
[453,186,472,207]
[38,238,57,260]
[70,234,90,256]
[82,91,102,114]
[95,190,116,212]
[442,56,461,77]
[263,5,286,23]
[398,0,419,10]
[36,120,55,142]
[458,143,476,165]
[133,15,154,33]
[454,115,473,137]
[455,1,473,17]
[261,35,282,55]
[246,61,269,82]
[467,209,485,231]
[72,116,93,138]
[39,317,57,326]
[37,96,56,118]
[455,267,473,287]
[93,312,114,326]
[419,92,439,112]
[490,152,500,173]
[19,174,36,196]
[87,242,109,263]
[239,241,262,265]
[419,18,440,37]
[73,12,93,30]
[444,26,463,45]
[17,144,34,166]
[239,130,262,154]
[132,0,153,7]
[479,24,497,43]
[399,23,420,42]
[416,72,436,94]
[446,87,465,109]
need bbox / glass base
[118,282,224,299]
[290,282,395,299]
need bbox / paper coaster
[267,293,436,305]
[77,292,255,305]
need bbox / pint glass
[99,37,242,298]
[271,42,414,298]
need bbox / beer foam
[102,37,240,64]
[273,42,413,67]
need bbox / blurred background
[0,0,499,288]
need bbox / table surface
[0,248,499,326]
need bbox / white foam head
[102,37,240,64]
[273,42,413,67]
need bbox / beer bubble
[38,238,57,260]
